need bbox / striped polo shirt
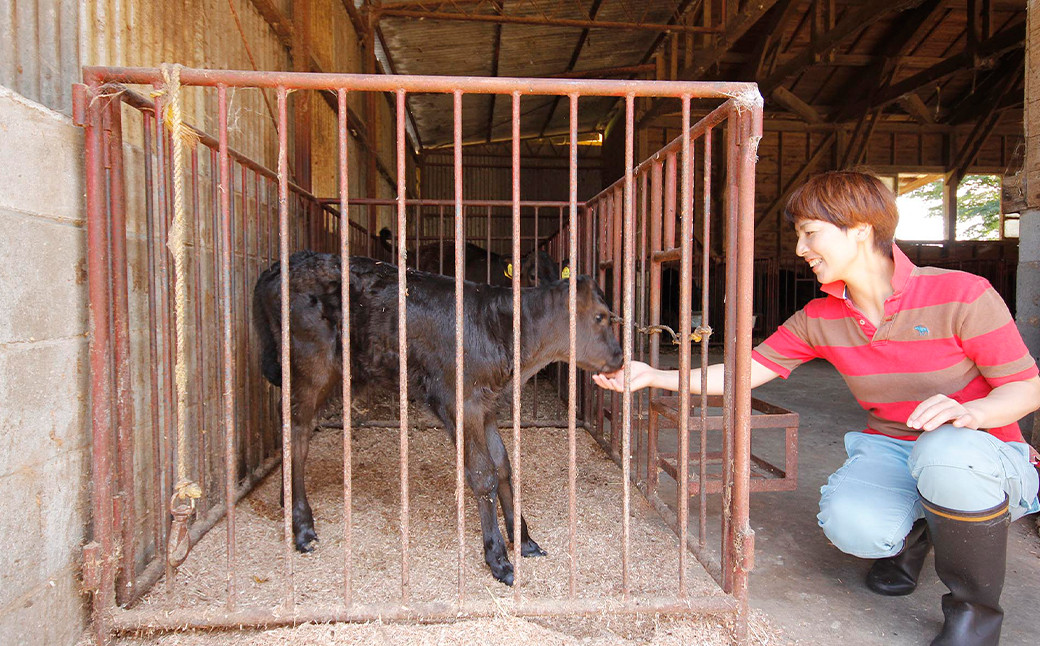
[752,245,1038,442]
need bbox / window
[894,173,1004,241]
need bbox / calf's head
[563,276,623,374]
[519,250,562,287]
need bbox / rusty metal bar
[567,93,579,600]
[453,89,466,605]
[635,167,648,484]
[141,113,164,558]
[677,96,693,598]
[395,88,411,604]
[85,67,757,98]
[621,94,635,600]
[699,128,713,548]
[108,595,739,633]
[105,94,137,606]
[192,150,207,518]
[83,84,116,646]
[277,86,297,608]
[330,197,578,209]
[218,84,239,610]
[511,90,523,599]
[731,106,763,643]
[254,169,267,469]
[720,111,737,594]
[664,153,677,249]
[241,164,254,477]
[152,89,176,588]
[486,205,492,284]
[338,88,354,606]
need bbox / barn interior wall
[419,144,604,258]
[0,1,407,644]
[1019,0,1040,446]
[0,86,90,646]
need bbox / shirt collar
[819,244,916,300]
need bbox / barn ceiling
[364,0,1027,150]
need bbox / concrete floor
[721,358,1040,645]
[618,350,1039,645]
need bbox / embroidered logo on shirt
[914,325,929,336]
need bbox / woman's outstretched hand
[593,360,658,393]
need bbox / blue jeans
[817,426,1040,559]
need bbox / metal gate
[76,66,763,644]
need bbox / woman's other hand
[907,394,980,432]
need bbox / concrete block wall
[1020,2,1039,446]
[0,86,90,644]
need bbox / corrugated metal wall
[420,143,602,255]
[0,0,81,113]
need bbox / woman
[593,171,1040,646]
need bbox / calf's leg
[485,420,546,558]
[289,389,320,552]
[463,412,514,585]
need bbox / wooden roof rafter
[637,0,782,127]
[370,2,719,33]
[758,0,928,98]
[536,0,607,138]
[844,20,1025,118]
[829,0,946,123]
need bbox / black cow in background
[252,252,622,585]
[379,228,562,287]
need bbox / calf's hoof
[521,540,547,557]
[294,525,319,553]
[492,562,515,587]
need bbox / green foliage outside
[905,175,1002,240]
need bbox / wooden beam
[770,86,823,123]
[942,51,1023,125]
[756,132,836,227]
[486,0,504,142]
[637,0,781,127]
[847,21,1025,116]
[248,0,294,50]
[537,0,604,138]
[742,0,800,80]
[760,0,927,97]
[949,57,1024,177]
[900,93,936,124]
[828,0,944,122]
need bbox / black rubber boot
[922,493,1010,646]
[865,518,930,596]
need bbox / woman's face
[794,218,866,285]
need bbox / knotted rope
[157,65,201,560]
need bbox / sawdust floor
[106,380,795,645]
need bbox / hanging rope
[158,64,201,565]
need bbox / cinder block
[0,337,89,479]
[0,447,89,610]
[0,565,86,646]
[0,207,87,344]
[1019,210,1040,262]
[0,87,84,223]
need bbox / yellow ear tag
[505,263,513,278]
[561,266,571,279]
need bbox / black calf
[252,252,622,585]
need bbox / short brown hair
[783,170,898,258]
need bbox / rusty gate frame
[76,66,763,644]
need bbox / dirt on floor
[93,380,798,646]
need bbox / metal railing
[77,66,763,644]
